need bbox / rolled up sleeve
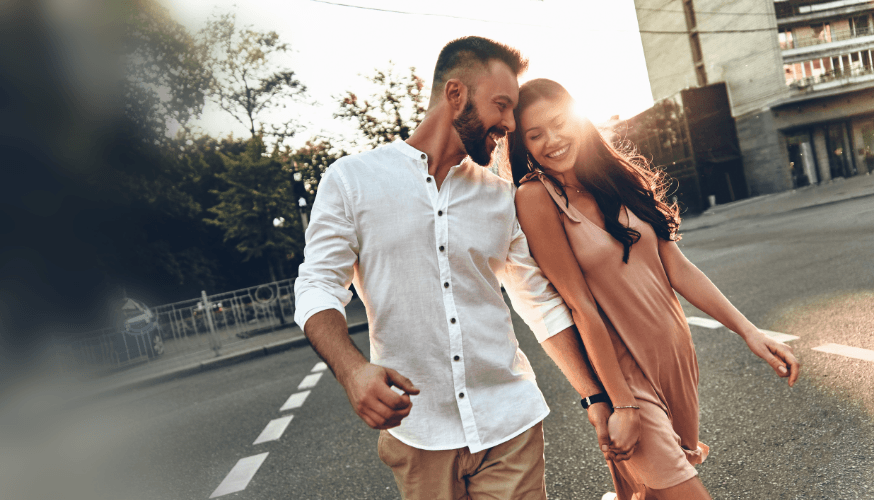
[294,165,359,331]
[499,218,574,343]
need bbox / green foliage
[200,13,307,146]
[335,63,428,149]
[123,0,210,145]
[290,137,347,210]
[206,136,305,281]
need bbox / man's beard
[452,97,504,167]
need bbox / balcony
[776,0,872,20]
[788,63,874,92]
[781,26,872,49]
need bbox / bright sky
[167,0,654,149]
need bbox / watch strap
[580,393,611,409]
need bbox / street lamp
[298,197,308,230]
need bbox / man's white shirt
[294,140,573,453]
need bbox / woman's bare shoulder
[515,177,551,206]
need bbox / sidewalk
[681,172,874,232]
[81,297,368,396]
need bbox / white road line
[209,452,269,498]
[253,416,294,445]
[280,390,311,412]
[686,318,800,343]
[812,343,874,362]
[298,372,323,390]
[312,362,328,372]
[686,317,723,329]
[760,329,800,343]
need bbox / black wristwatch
[581,393,611,410]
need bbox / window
[696,65,708,86]
[779,30,794,49]
[683,0,697,30]
[812,23,832,42]
[851,15,870,36]
[689,33,703,62]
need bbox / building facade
[632,0,874,204]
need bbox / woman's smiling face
[520,97,579,176]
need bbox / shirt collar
[392,140,429,163]
[392,140,468,173]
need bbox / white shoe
[601,494,617,500]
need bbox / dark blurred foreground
[1,0,128,375]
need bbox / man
[294,36,623,499]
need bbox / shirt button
[438,210,443,216]
[439,245,445,252]
[443,282,449,288]
[453,355,460,361]
[421,153,426,160]
[458,392,465,398]
[426,177,432,183]
[450,318,456,324]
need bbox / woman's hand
[586,403,632,462]
[607,408,641,461]
[743,329,801,387]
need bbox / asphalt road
[5,194,873,500]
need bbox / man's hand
[585,402,617,462]
[339,362,420,430]
[744,330,801,387]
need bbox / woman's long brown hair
[509,78,681,263]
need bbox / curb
[91,320,370,399]
[680,190,874,232]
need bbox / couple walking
[293,36,800,500]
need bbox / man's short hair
[430,36,528,106]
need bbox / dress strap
[519,171,582,223]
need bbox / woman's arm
[516,182,640,455]
[658,238,800,386]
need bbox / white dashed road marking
[298,372,323,390]
[280,390,311,412]
[253,416,294,445]
[686,317,723,329]
[812,343,874,362]
[686,318,800,343]
[209,453,269,498]
[312,362,328,372]
[760,329,800,343]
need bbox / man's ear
[444,78,467,113]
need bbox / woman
[509,79,800,500]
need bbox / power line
[640,28,776,33]
[637,6,775,16]
[310,0,780,35]
[307,0,542,26]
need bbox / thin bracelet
[613,405,640,410]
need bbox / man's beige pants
[377,421,547,500]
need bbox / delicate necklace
[561,184,585,195]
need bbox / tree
[289,137,347,212]
[206,136,304,282]
[123,0,210,145]
[200,13,307,147]
[335,63,428,150]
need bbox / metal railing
[782,26,873,49]
[789,62,874,89]
[776,0,873,19]
[59,279,296,374]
